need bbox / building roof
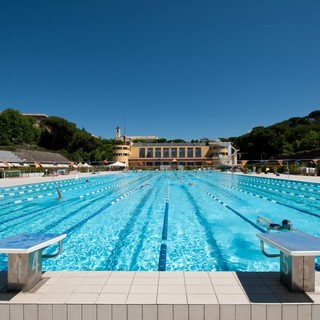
[125,136,158,141]
[132,142,207,147]
[22,113,49,118]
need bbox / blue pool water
[0,171,320,272]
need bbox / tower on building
[115,126,121,140]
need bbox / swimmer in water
[140,184,152,188]
[55,185,63,199]
[257,216,293,231]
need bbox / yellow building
[112,144,131,166]
[112,128,238,169]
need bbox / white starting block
[257,232,320,292]
[0,233,66,291]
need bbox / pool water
[0,171,320,272]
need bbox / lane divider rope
[158,180,170,271]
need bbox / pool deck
[0,171,115,188]
[0,270,319,320]
[1,173,320,319]
[1,171,320,188]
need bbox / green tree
[155,138,167,143]
[299,130,320,151]
[0,109,40,146]
[39,116,77,150]
[232,109,320,160]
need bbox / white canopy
[11,163,22,167]
[83,162,92,167]
[107,161,127,167]
[41,164,55,168]
[77,162,92,167]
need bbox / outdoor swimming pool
[0,171,320,272]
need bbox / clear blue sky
[0,1,319,141]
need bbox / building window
[146,162,153,166]
[163,148,169,158]
[147,148,153,158]
[139,148,145,157]
[114,146,130,150]
[155,148,161,158]
[179,148,185,158]
[187,148,194,158]
[195,148,201,157]
[171,148,177,158]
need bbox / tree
[232,110,320,159]
[0,109,40,146]
[39,116,77,150]
[155,138,167,143]
[308,110,320,120]
[299,130,320,151]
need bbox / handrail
[260,240,280,258]
[42,240,63,259]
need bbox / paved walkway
[244,172,320,184]
[0,271,319,320]
[0,171,115,187]
[1,172,320,188]
[1,270,318,304]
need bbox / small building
[22,113,48,127]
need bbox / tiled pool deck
[0,270,319,319]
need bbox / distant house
[23,113,48,127]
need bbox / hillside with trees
[230,111,320,160]
[0,109,115,164]
[1,108,320,163]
